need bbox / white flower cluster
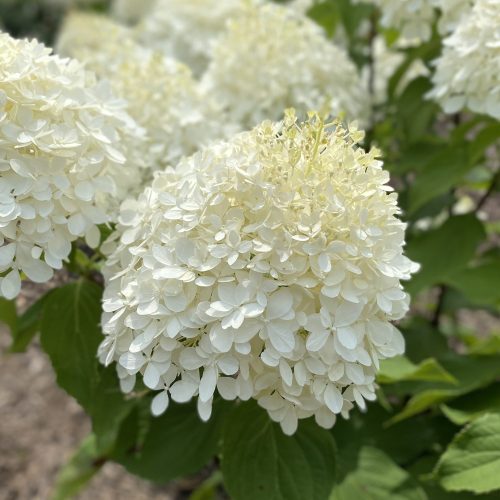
[370,0,436,42]
[136,0,250,76]
[358,0,472,43]
[111,0,155,24]
[57,13,227,173]
[435,0,473,35]
[428,0,500,119]
[0,32,140,299]
[201,2,369,130]
[99,111,418,435]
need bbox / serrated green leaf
[434,414,500,494]
[330,447,427,500]
[40,280,103,409]
[406,214,485,295]
[307,1,340,37]
[469,123,500,164]
[89,366,137,451]
[407,146,472,214]
[10,290,53,353]
[396,77,439,144]
[222,401,336,500]
[440,384,500,425]
[333,405,455,480]
[378,356,457,384]
[445,260,500,306]
[388,355,500,424]
[114,399,228,484]
[51,434,104,500]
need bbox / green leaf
[10,290,53,353]
[378,356,457,384]
[406,214,485,295]
[333,405,455,480]
[0,297,17,336]
[89,366,137,451]
[469,122,500,164]
[40,280,103,409]
[222,401,336,500]
[330,447,427,500]
[114,400,228,484]
[441,384,500,425]
[434,414,500,494]
[407,146,472,214]
[396,77,439,144]
[444,260,500,306]
[388,355,500,424]
[307,2,341,37]
[51,434,104,500]
[401,319,449,363]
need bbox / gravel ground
[0,327,177,500]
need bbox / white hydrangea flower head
[201,2,369,131]
[357,0,472,42]
[136,0,251,76]
[434,0,473,34]
[99,110,419,435]
[428,0,500,119]
[363,36,429,105]
[57,13,228,174]
[288,0,316,14]
[355,0,436,44]
[111,0,155,24]
[0,32,141,299]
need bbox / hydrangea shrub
[1,0,500,499]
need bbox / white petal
[324,384,343,414]
[266,289,293,320]
[267,322,295,353]
[217,377,238,400]
[169,380,197,403]
[23,258,53,283]
[279,359,293,386]
[119,352,145,372]
[179,348,204,370]
[1,269,21,299]
[199,366,217,402]
[280,407,298,435]
[210,325,233,353]
[334,301,364,327]
[218,355,239,375]
[197,397,213,422]
[337,326,358,350]
[306,329,329,352]
[0,243,16,268]
[151,391,169,416]
[345,363,366,385]
[144,363,161,389]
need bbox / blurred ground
[0,279,178,500]
[0,328,177,500]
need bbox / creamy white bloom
[362,0,436,42]
[428,0,500,119]
[111,0,155,24]
[99,110,418,435]
[57,13,228,174]
[357,0,473,43]
[0,32,140,299]
[288,0,316,14]
[136,0,250,76]
[435,0,473,34]
[201,2,369,130]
